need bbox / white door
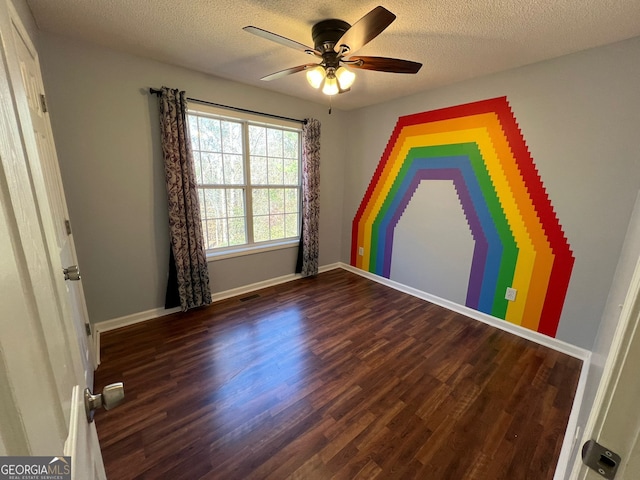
[8,1,96,384]
[0,1,107,478]
[570,255,640,479]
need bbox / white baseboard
[94,261,589,362]
[338,262,590,480]
[339,262,590,361]
[92,261,590,477]
[93,263,343,362]
[554,351,591,480]
[210,262,341,303]
[93,306,181,365]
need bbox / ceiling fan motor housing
[312,19,351,55]
[244,6,422,85]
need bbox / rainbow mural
[351,97,574,337]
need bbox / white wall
[37,33,347,323]
[342,36,640,350]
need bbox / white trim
[94,262,589,361]
[92,263,342,361]
[93,330,100,366]
[94,306,182,334]
[206,239,299,262]
[188,103,303,130]
[554,352,592,480]
[339,263,590,360]
[210,263,340,303]
[568,252,640,480]
[93,306,181,364]
[338,263,591,480]
[91,261,589,477]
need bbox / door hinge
[85,323,92,336]
[582,440,621,479]
[64,219,72,235]
[40,93,48,113]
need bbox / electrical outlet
[505,287,517,301]
[358,246,364,256]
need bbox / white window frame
[187,103,303,261]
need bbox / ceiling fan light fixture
[306,65,325,89]
[322,75,339,96]
[246,7,422,97]
[335,66,356,90]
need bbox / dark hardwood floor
[95,268,582,479]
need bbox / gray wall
[36,22,640,351]
[38,33,346,323]
[341,36,640,350]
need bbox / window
[187,107,302,257]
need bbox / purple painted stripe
[383,167,488,309]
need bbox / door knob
[84,382,125,423]
[63,265,81,281]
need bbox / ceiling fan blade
[347,56,422,74]
[334,6,396,54]
[260,64,318,81]
[244,26,320,56]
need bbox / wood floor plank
[95,269,582,479]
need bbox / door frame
[569,252,640,478]
[0,1,106,476]
[6,0,98,376]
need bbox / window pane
[283,131,298,158]
[202,219,211,249]
[213,219,228,247]
[205,219,227,249]
[198,189,206,220]
[189,111,301,253]
[249,125,267,156]
[283,157,298,185]
[226,189,245,217]
[250,156,268,184]
[202,189,214,219]
[268,157,283,185]
[253,215,270,242]
[201,153,223,185]
[252,188,269,216]
[285,213,298,238]
[221,121,242,154]
[284,188,298,213]
[269,188,284,215]
[223,154,244,184]
[228,217,246,246]
[189,116,200,150]
[267,128,283,157]
[193,151,202,184]
[270,214,285,239]
[199,117,221,152]
[204,188,227,219]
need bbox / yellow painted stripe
[357,113,553,327]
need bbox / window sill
[206,239,299,262]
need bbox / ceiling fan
[243,6,422,96]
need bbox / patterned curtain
[296,118,321,277]
[158,87,212,310]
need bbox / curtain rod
[149,88,306,125]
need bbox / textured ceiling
[26,0,640,110]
